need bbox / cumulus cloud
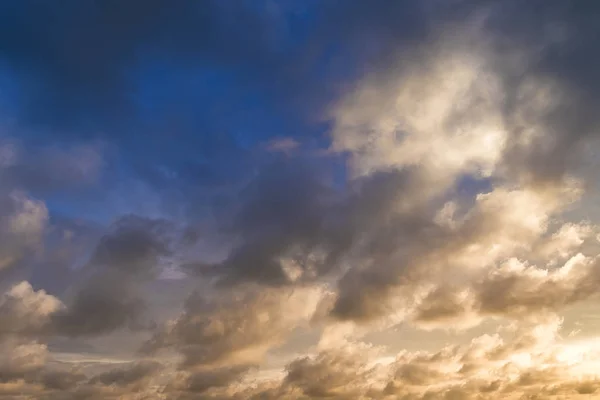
[331,27,507,181]
[411,250,600,331]
[0,281,62,338]
[232,315,600,400]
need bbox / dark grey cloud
[39,369,87,391]
[90,215,172,276]
[49,275,144,338]
[464,1,600,186]
[187,162,442,295]
[0,1,278,129]
[50,215,175,337]
[192,161,335,286]
[26,215,103,297]
[0,0,476,136]
[88,360,161,387]
[178,365,253,395]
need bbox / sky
[1,1,600,399]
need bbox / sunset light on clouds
[1,1,600,399]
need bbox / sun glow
[556,338,600,378]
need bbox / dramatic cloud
[1,1,600,399]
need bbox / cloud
[264,137,301,155]
[0,191,48,274]
[142,284,324,369]
[49,275,145,338]
[50,215,175,337]
[194,161,333,286]
[282,343,383,398]
[187,146,591,330]
[180,0,600,334]
[89,215,172,276]
[331,28,507,180]
[1,2,600,399]
[329,181,581,324]
[0,281,62,338]
[168,364,253,396]
[313,1,600,329]
[0,356,165,399]
[0,140,105,196]
[333,0,600,186]
[38,369,86,391]
[0,0,426,135]
[87,360,161,387]
[223,314,600,400]
[411,250,600,331]
[0,1,275,129]
[0,339,48,383]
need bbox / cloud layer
[1,0,600,399]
